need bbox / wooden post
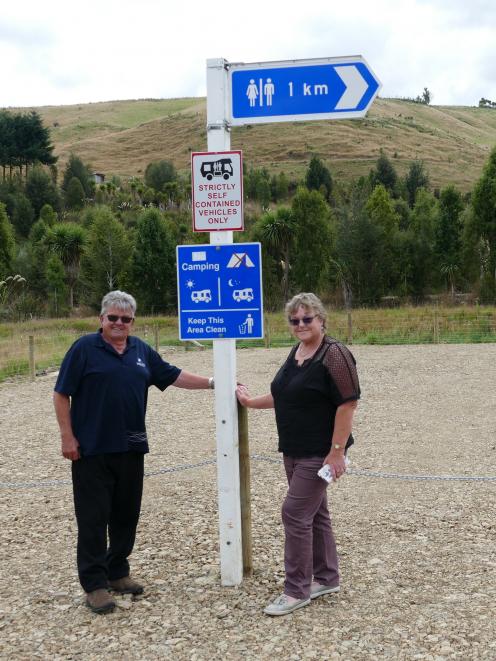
[347,310,353,345]
[264,315,270,349]
[237,400,253,577]
[434,310,440,343]
[154,325,159,352]
[28,335,35,381]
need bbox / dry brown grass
[10,97,496,191]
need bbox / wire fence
[2,455,496,490]
[2,307,496,382]
[0,324,170,382]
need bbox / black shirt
[270,336,360,457]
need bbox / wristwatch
[332,443,343,450]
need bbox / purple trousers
[282,455,340,600]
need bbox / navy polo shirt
[54,331,181,457]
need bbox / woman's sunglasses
[288,316,315,326]
[106,314,134,324]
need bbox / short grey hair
[285,292,327,329]
[100,290,137,316]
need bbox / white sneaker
[310,582,340,599]
[263,593,311,616]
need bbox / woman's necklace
[298,346,316,360]
[296,336,324,361]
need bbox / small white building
[92,172,105,185]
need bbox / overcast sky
[1,0,494,108]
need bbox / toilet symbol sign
[229,55,381,126]
[176,242,263,340]
[246,78,275,107]
[191,150,244,232]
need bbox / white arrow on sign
[335,66,368,110]
[229,56,382,125]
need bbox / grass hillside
[12,97,496,192]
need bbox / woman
[236,293,360,616]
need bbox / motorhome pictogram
[200,158,233,180]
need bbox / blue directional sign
[229,56,381,126]
[177,243,263,340]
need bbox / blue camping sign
[176,243,263,340]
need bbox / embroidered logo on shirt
[136,358,146,368]
[127,431,148,444]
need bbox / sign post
[206,58,243,586]
[204,55,380,586]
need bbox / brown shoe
[108,576,144,595]
[86,588,116,614]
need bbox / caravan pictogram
[200,158,234,181]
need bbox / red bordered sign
[191,150,243,232]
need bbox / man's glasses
[288,315,316,326]
[106,314,134,324]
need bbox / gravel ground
[0,344,495,661]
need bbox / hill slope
[13,97,496,192]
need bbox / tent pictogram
[227,253,255,268]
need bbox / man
[53,290,214,614]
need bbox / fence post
[237,400,253,577]
[154,325,159,352]
[347,310,353,345]
[264,315,270,349]
[433,310,440,343]
[28,335,35,381]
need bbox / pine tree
[291,187,334,292]
[81,206,131,306]
[62,154,94,198]
[11,193,35,237]
[65,176,86,210]
[404,160,429,207]
[305,156,332,201]
[131,208,176,313]
[435,185,464,294]
[370,151,398,194]
[25,167,61,216]
[0,202,15,278]
[471,147,496,297]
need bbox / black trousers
[71,452,144,593]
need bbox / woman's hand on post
[235,389,274,409]
[236,384,251,407]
